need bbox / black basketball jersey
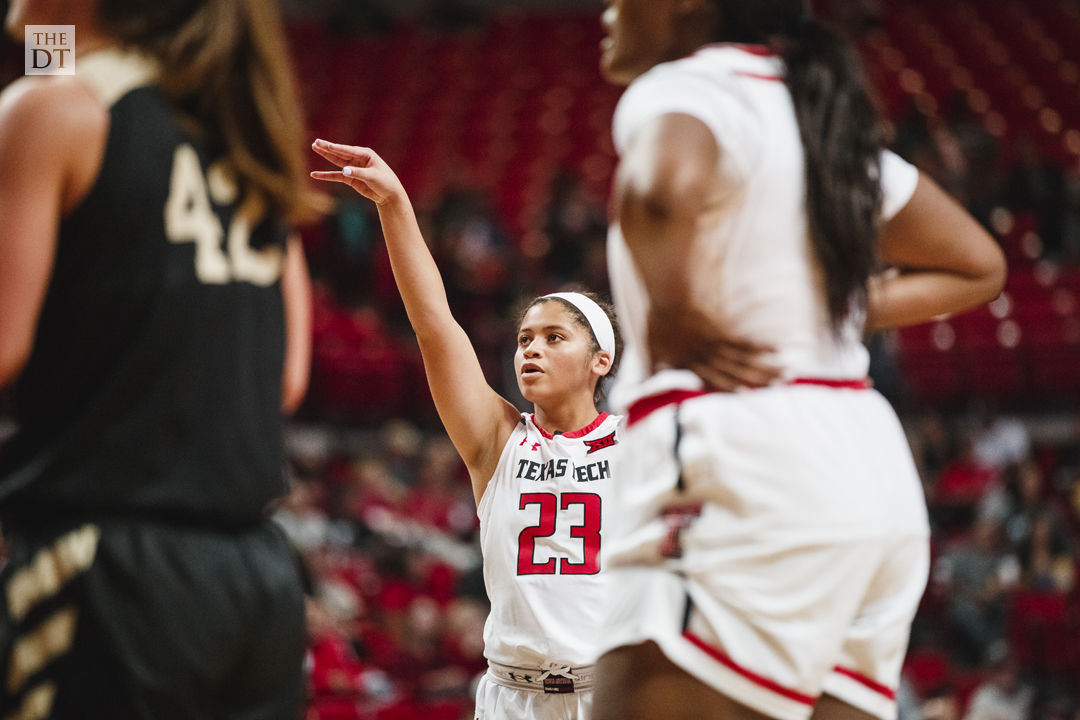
[0,50,290,526]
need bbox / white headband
[542,292,616,363]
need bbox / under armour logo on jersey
[583,431,617,454]
[518,436,542,452]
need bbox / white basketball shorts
[600,383,931,720]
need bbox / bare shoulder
[0,76,109,211]
[0,75,107,146]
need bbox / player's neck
[532,399,601,436]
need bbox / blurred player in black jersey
[0,0,316,717]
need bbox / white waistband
[486,660,596,693]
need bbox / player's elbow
[968,236,1008,304]
[985,244,1008,299]
[0,338,31,389]
[619,165,709,227]
[281,367,309,415]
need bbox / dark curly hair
[709,0,885,332]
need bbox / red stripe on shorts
[683,632,817,706]
[832,666,896,700]
[626,378,870,427]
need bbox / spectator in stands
[1002,460,1075,579]
[938,516,1020,666]
[923,686,962,720]
[542,170,608,287]
[962,652,1033,720]
[941,92,1001,230]
[932,433,999,530]
[972,404,1032,472]
[275,477,334,553]
[1014,511,1075,593]
[305,582,397,719]
[325,186,378,307]
[1003,135,1066,260]
[915,409,961,483]
[403,437,476,537]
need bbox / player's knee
[810,693,880,720]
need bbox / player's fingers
[700,335,776,363]
[309,170,350,183]
[310,143,345,168]
[723,362,778,388]
[698,339,781,382]
[733,365,781,388]
[705,333,776,355]
[699,354,774,389]
[690,362,741,392]
[311,139,374,168]
[311,144,365,170]
[342,165,389,186]
[322,140,377,166]
[309,171,382,202]
[310,140,358,166]
[702,343,760,368]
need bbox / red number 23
[517,492,601,575]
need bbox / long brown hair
[98,0,320,224]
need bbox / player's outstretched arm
[866,172,1007,331]
[311,140,519,498]
[614,113,780,391]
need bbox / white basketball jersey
[606,44,920,412]
[477,412,623,668]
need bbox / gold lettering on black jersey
[6,524,100,622]
[2,680,56,720]
[165,144,283,285]
[6,607,78,694]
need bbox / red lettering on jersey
[583,431,617,455]
[532,442,541,452]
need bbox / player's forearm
[865,268,1005,331]
[375,194,458,339]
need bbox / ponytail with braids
[782,16,883,331]
[712,1,884,331]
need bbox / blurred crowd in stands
[894,92,1080,266]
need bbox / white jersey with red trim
[606,44,920,411]
[477,412,623,669]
